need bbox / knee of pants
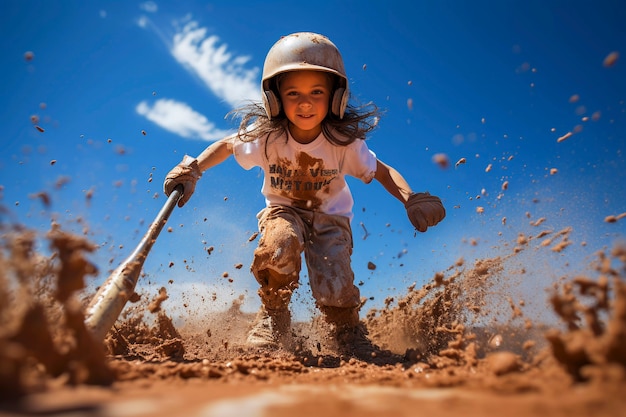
[251,230,303,283]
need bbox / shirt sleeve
[232,137,264,170]
[342,140,377,184]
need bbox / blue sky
[1,1,625,321]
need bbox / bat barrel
[84,186,183,342]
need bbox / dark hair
[228,74,381,146]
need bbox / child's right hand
[405,192,446,232]
[163,155,202,207]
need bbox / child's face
[278,70,332,143]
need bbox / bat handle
[84,185,184,342]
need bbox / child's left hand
[405,192,446,232]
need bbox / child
[163,32,445,356]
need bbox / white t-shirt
[232,130,377,220]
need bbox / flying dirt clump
[0,224,114,399]
[102,286,186,361]
[546,245,626,382]
[362,238,626,392]
[365,256,505,359]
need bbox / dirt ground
[1,220,626,417]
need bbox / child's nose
[298,96,313,108]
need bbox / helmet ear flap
[331,87,348,119]
[263,90,281,119]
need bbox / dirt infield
[1,224,625,417]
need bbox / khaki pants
[251,205,361,310]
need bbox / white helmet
[261,32,349,119]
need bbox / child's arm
[374,159,446,232]
[374,159,413,203]
[163,134,236,207]
[196,133,236,171]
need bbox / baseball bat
[84,185,183,342]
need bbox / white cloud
[171,21,260,107]
[136,15,148,28]
[135,19,259,141]
[136,98,232,142]
[139,1,158,13]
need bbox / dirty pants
[251,205,361,312]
